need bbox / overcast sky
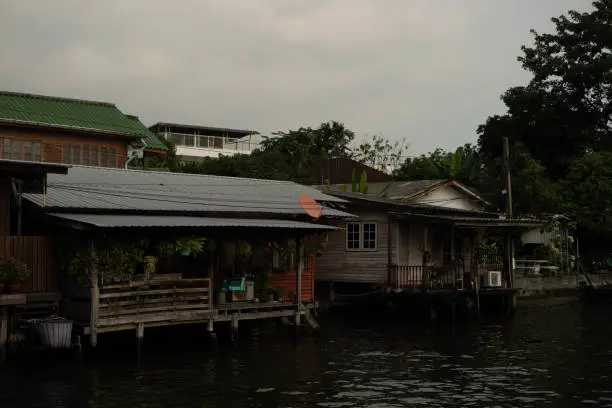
[0,0,591,154]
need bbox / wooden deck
[84,277,316,342]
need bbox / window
[71,145,81,165]
[90,146,99,166]
[347,223,361,249]
[100,147,108,167]
[1,138,42,161]
[346,222,377,251]
[363,223,377,249]
[61,144,120,167]
[82,145,90,165]
[107,147,117,167]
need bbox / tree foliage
[476,0,611,221]
[394,144,482,186]
[352,134,407,172]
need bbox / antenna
[299,194,322,219]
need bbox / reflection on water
[1,300,612,407]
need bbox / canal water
[1,300,611,407]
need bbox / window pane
[23,140,32,161]
[82,145,90,166]
[3,139,10,159]
[33,142,42,162]
[10,139,22,160]
[71,145,81,165]
[107,147,117,168]
[212,137,223,149]
[363,223,376,249]
[183,135,195,146]
[90,146,99,166]
[347,223,360,249]
[62,145,71,164]
[197,135,210,148]
[100,147,108,167]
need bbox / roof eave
[0,118,142,139]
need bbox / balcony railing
[164,132,258,153]
[390,263,508,291]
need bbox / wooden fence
[0,236,56,293]
[92,277,212,334]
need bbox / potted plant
[143,255,157,280]
[0,257,30,294]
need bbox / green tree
[562,151,612,234]
[477,0,611,214]
[394,144,482,187]
[353,134,407,172]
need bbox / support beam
[136,322,144,346]
[295,236,304,327]
[89,240,99,348]
[0,308,7,364]
[387,216,393,286]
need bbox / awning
[391,212,544,228]
[46,213,339,230]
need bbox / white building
[149,122,260,161]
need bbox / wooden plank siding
[0,236,57,293]
[268,253,316,302]
[316,208,477,285]
[316,210,390,283]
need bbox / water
[2,300,612,407]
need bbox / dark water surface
[2,300,612,407]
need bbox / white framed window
[346,222,378,251]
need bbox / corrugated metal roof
[323,190,496,216]
[393,213,544,228]
[47,213,339,230]
[23,166,352,218]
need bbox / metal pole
[503,136,514,287]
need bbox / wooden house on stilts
[20,166,354,347]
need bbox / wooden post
[230,313,239,342]
[0,308,7,364]
[503,136,515,289]
[136,322,144,347]
[475,265,481,319]
[295,236,304,327]
[387,216,393,287]
[89,240,99,348]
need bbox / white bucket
[30,317,73,349]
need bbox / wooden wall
[0,236,57,293]
[268,253,315,302]
[0,126,129,167]
[316,209,390,284]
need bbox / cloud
[0,0,587,154]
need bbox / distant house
[315,183,540,292]
[0,91,167,169]
[150,122,260,162]
[323,179,488,213]
[309,157,394,186]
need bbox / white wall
[411,185,483,212]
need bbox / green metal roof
[0,91,165,152]
[125,115,168,151]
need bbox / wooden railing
[94,278,212,333]
[0,236,56,293]
[390,264,465,290]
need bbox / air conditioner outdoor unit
[482,271,502,288]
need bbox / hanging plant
[237,241,252,257]
[174,237,207,257]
